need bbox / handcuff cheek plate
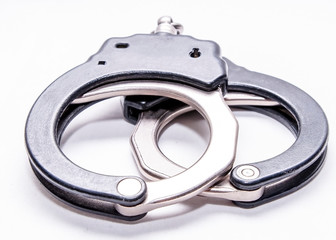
[225,58,328,191]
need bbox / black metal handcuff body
[25,17,328,221]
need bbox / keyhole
[189,48,201,58]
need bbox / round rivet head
[117,178,142,196]
[236,165,260,180]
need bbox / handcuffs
[25,17,328,221]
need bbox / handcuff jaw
[25,18,239,220]
[123,58,328,207]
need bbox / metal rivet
[117,178,142,196]
[236,165,260,180]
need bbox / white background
[1,0,335,239]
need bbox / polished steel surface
[73,90,278,106]
[130,103,264,202]
[112,82,238,216]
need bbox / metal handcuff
[25,17,328,221]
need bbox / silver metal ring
[129,103,269,202]
[124,58,329,206]
[128,89,326,203]
[25,79,238,217]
